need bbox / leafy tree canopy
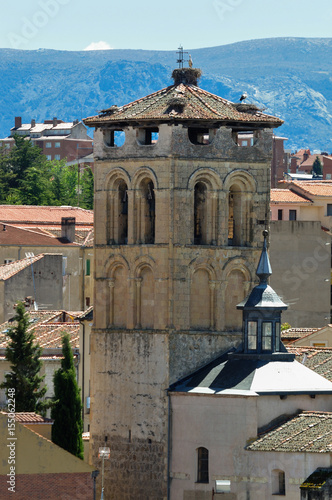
[0,136,94,208]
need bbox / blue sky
[1,0,332,51]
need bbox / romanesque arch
[105,255,130,328]
[132,167,158,244]
[188,168,222,245]
[224,170,256,247]
[222,260,251,331]
[189,262,217,330]
[106,168,131,244]
[134,257,156,329]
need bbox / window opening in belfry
[228,186,242,246]
[188,128,210,145]
[142,180,155,243]
[118,181,128,244]
[137,127,159,145]
[103,129,125,147]
[194,182,207,244]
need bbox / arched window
[197,447,209,483]
[228,184,242,246]
[272,469,285,496]
[117,181,128,244]
[226,174,255,247]
[194,182,207,244]
[138,179,155,244]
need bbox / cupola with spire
[237,230,289,356]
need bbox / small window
[46,142,52,148]
[326,174,331,180]
[327,204,332,216]
[86,259,90,276]
[4,259,13,264]
[197,447,209,483]
[272,470,285,495]
[54,154,61,160]
[262,322,272,351]
[55,142,60,148]
[85,297,90,307]
[278,209,283,220]
[188,128,211,145]
[276,322,281,351]
[289,210,297,221]
[46,155,52,160]
[5,143,10,149]
[104,129,125,147]
[248,321,257,350]
[137,127,159,145]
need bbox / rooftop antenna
[176,45,189,68]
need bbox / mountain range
[1,37,332,152]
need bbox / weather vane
[176,45,192,68]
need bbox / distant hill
[1,38,332,151]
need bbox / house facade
[0,116,93,162]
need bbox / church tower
[84,59,283,499]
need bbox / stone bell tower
[84,61,283,499]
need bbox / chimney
[31,119,36,128]
[15,117,22,129]
[61,217,76,242]
[53,117,58,127]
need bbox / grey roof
[247,412,332,453]
[170,350,332,396]
[237,283,288,310]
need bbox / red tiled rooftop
[0,224,79,246]
[290,181,332,197]
[84,80,283,127]
[270,189,312,204]
[0,310,82,349]
[12,412,53,423]
[247,411,332,452]
[287,346,332,382]
[0,205,93,225]
[0,253,47,280]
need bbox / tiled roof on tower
[84,68,283,128]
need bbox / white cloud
[84,41,112,51]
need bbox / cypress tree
[0,302,47,412]
[51,333,84,459]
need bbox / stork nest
[100,104,119,116]
[232,103,261,114]
[172,68,202,86]
[168,97,187,108]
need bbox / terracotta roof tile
[0,254,46,280]
[0,223,79,246]
[287,346,332,382]
[282,327,319,340]
[11,412,53,423]
[0,310,82,349]
[247,412,332,452]
[270,189,312,204]
[289,181,332,197]
[0,205,93,225]
[84,81,283,128]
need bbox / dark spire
[256,229,272,285]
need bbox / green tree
[312,156,323,177]
[0,302,47,412]
[80,166,94,209]
[0,135,54,204]
[51,334,84,459]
